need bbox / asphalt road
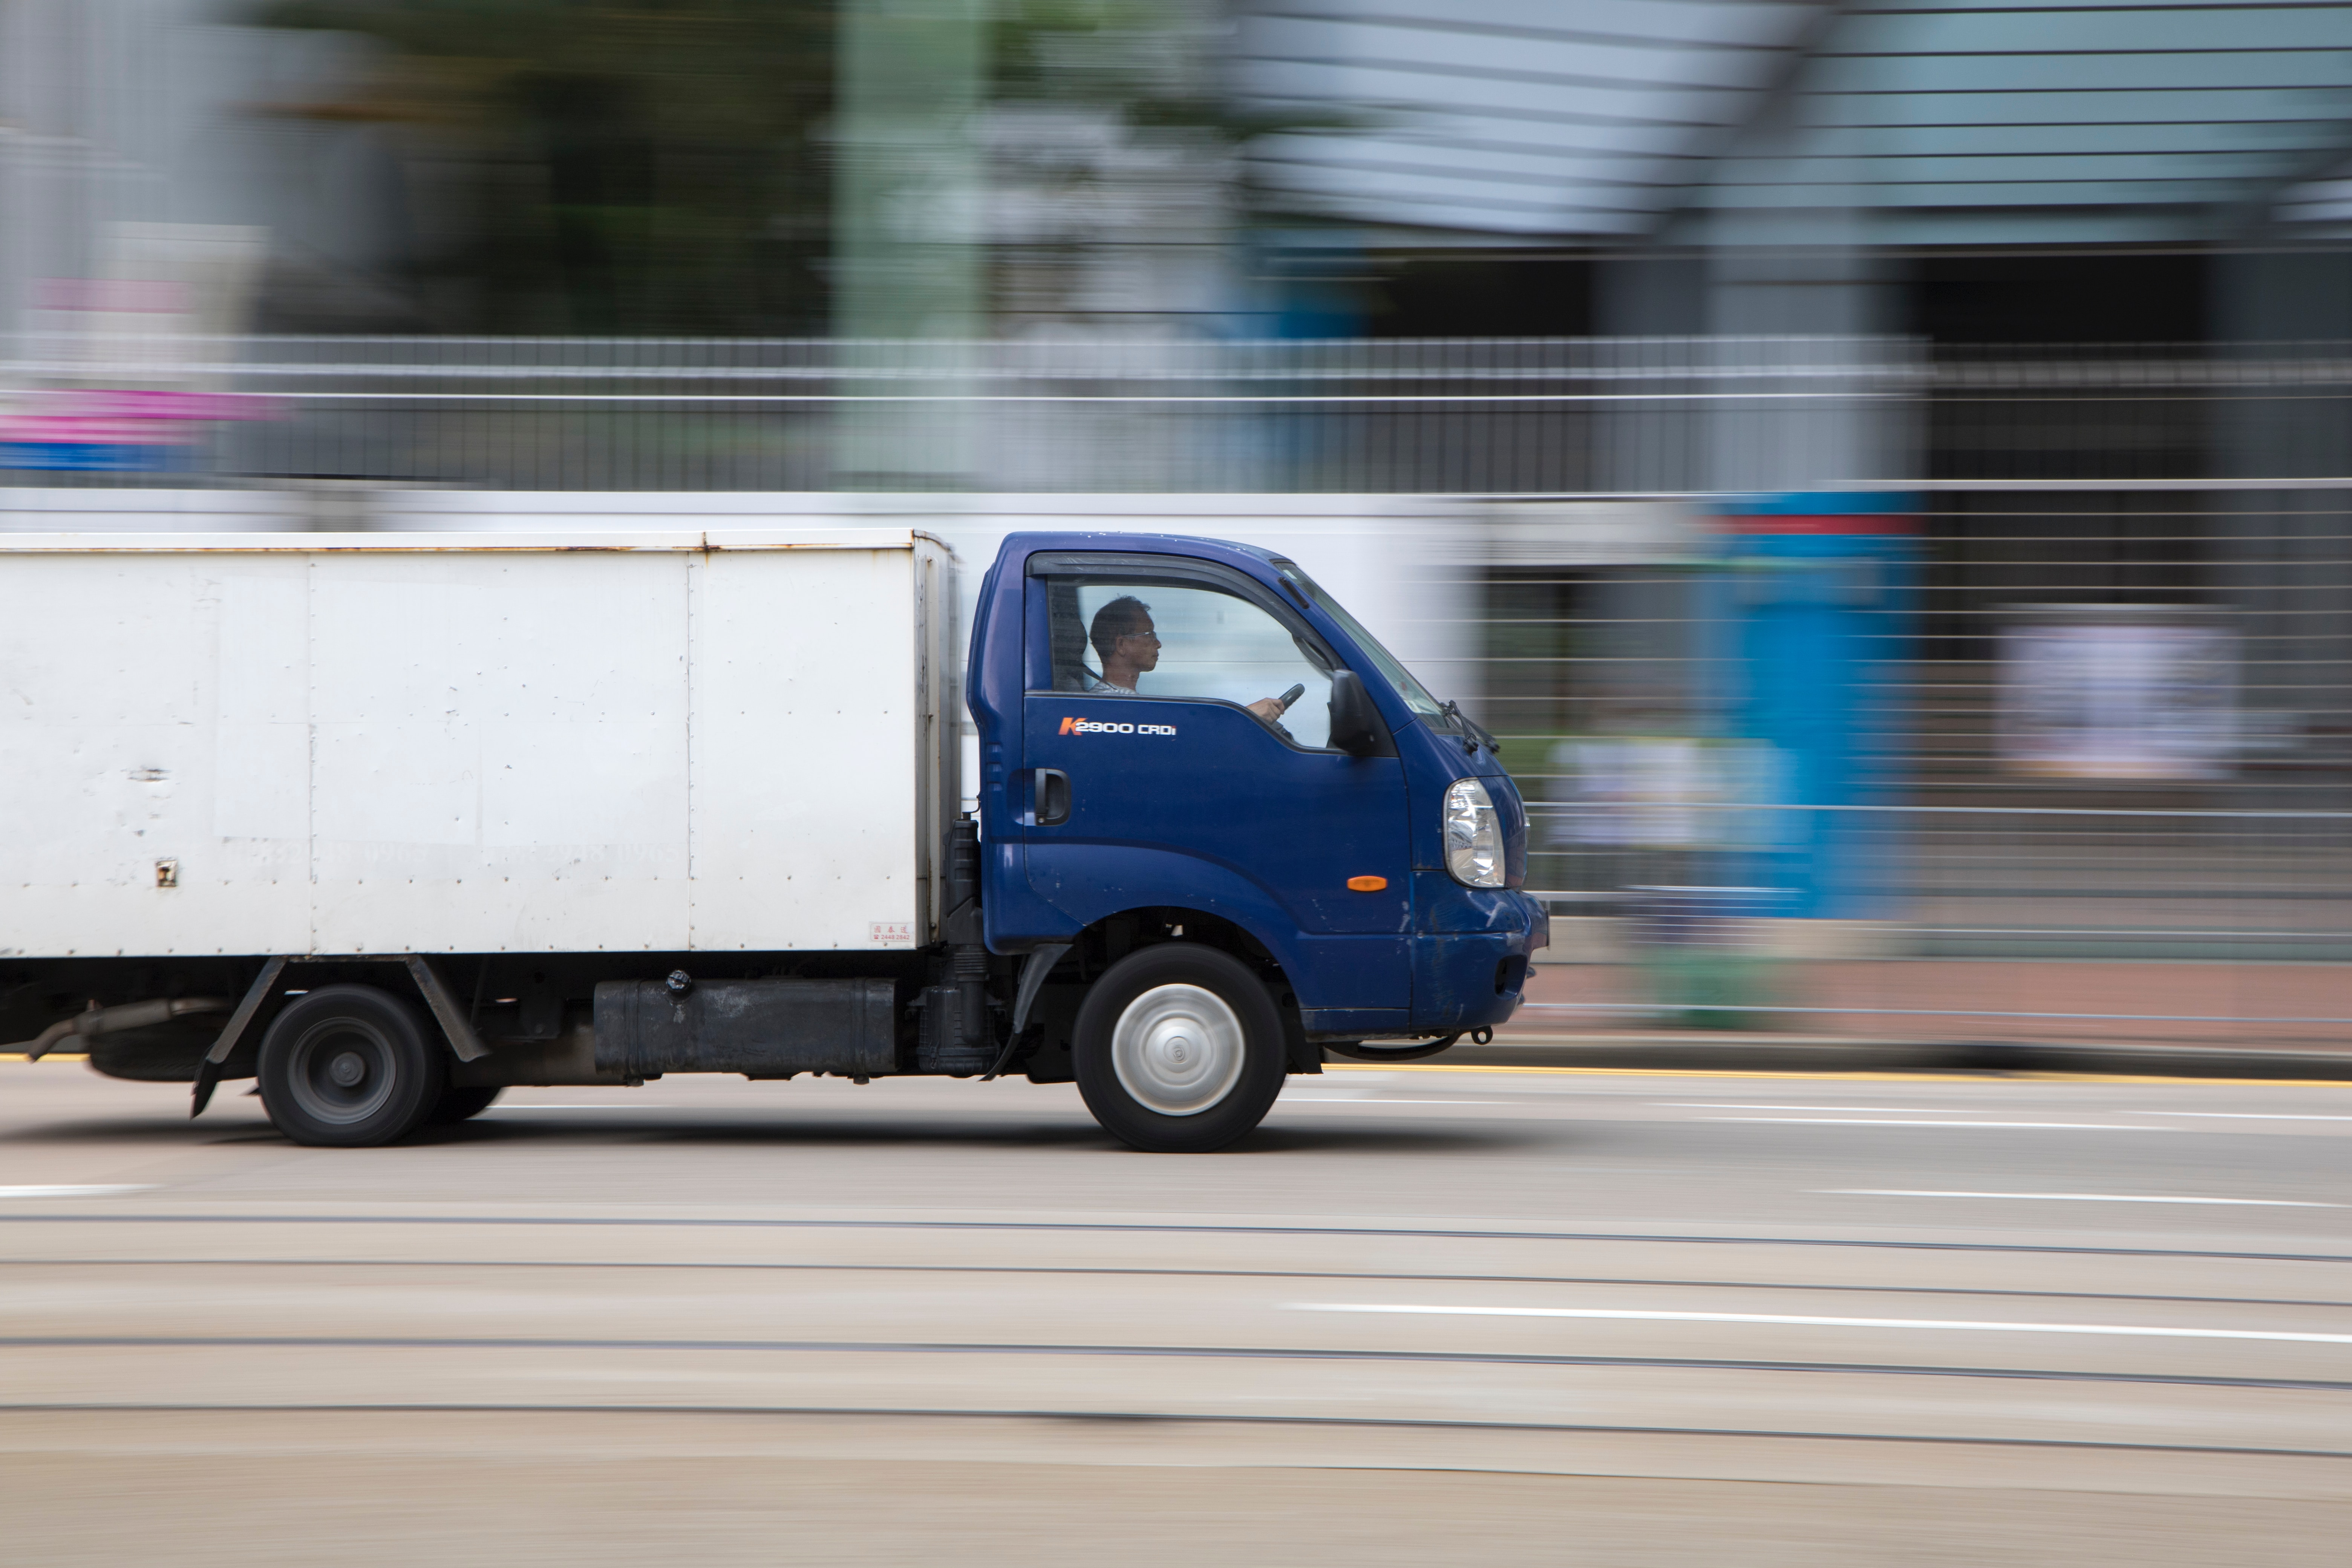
[0,1058,2346,1565]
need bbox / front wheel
[257,985,447,1148]
[1073,945,1286,1153]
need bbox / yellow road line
[1323,1061,2352,1087]
[1328,1063,1991,1082]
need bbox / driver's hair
[1089,595,1153,663]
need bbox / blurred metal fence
[1509,793,2352,1043]
[16,332,2352,492]
[0,333,1916,493]
[1523,798,2352,954]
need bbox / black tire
[256,985,447,1148]
[424,1084,503,1125]
[1073,944,1286,1153]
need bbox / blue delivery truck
[0,528,1545,1153]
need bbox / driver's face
[1119,616,1161,673]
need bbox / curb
[1438,1035,2352,1081]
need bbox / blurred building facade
[1236,0,2352,341]
[11,2,2352,342]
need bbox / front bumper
[1407,887,1548,1034]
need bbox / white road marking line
[1661,1103,1977,1113]
[1826,1189,2341,1207]
[1288,1303,2352,1345]
[0,1185,153,1199]
[2146,1112,2352,1122]
[498,1104,653,1110]
[1280,1097,1511,1106]
[1703,1117,2162,1130]
[1677,1107,2352,1123]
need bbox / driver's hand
[1246,697,1285,721]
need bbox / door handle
[1034,767,1072,826]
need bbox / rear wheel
[257,985,446,1148]
[1073,945,1285,1153]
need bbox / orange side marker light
[1346,875,1388,892]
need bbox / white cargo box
[0,530,959,959]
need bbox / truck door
[1020,554,1412,1007]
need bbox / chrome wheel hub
[1111,983,1245,1116]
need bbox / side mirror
[1328,670,1384,757]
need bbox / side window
[1039,574,1337,749]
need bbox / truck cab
[962,533,1547,1147]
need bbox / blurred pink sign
[31,279,188,313]
[0,388,279,447]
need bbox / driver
[1087,595,1287,722]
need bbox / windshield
[1271,560,1446,721]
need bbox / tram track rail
[0,1212,2346,1266]
[1,1255,2344,1313]
[0,1400,2342,1464]
[0,1332,2345,1396]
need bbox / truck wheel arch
[1061,909,1319,1076]
[194,955,489,1118]
[1070,942,1291,1152]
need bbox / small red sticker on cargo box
[869,922,914,946]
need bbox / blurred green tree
[253,0,837,334]
[253,0,1350,335]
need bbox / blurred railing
[1525,797,2352,956]
[1516,792,2352,1043]
[0,333,1917,492]
[16,332,2352,491]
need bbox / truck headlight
[1442,777,1504,888]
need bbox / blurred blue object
[1713,492,1919,920]
[0,442,182,473]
